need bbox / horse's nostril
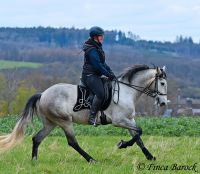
[160,102,166,107]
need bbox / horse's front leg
[113,118,155,161]
[128,129,156,161]
[112,117,142,147]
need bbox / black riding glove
[108,72,116,81]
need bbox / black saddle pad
[73,78,112,112]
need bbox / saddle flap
[73,85,91,112]
[73,79,112,112]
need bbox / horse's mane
[119,64,150,83]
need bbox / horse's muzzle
[160,102,166,107]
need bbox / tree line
[0,27,200,60]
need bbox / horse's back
[42,83,76,98]
[39,83,77,117]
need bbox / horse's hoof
[152,156,156,161]
[147,156,156,161]
[88,158,97,164]
[117,140,127,149]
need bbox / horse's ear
[156,67,161,74]
[162,66,166,72]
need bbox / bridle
[112,70,167,104]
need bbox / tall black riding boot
[88,96,102,126]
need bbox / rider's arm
[88,49,111,77]
[104,62,112,73]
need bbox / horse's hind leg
[62,123,95,163]
[32,120,55,160]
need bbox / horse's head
[118,64,168,107]
[153,66,168,107]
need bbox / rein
[112,74,167,104]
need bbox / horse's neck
[107,69,156,117]
[134,69,156,86]
[131,69,156,100]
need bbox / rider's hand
[108,72,116,81]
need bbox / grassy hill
[0,60,42,69]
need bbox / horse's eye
[161,82,165,86]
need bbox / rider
[81,26,116,125]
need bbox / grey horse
[0,65,167,162]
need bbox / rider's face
[97,35,104,43]
[94,35,104,44]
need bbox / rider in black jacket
[82,26,116,125]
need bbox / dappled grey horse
[0,65,167,162]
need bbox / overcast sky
[0,0,199,42]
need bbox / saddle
[73,77,112,113]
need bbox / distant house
[192,109,200,116]
[168,98,200,116]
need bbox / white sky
[0,0,199,42]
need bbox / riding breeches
[82,74,105,115]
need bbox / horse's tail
[0,93,42,152]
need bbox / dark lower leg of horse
[136,137,156,161]
[63,129,95,163]
[119,129,156,161]
[117,126,142,149]
[32,125,55,160]
[118,134,140,149]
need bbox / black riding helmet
[89,26,104,38]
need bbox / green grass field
[0,116,200,174]
[0,60,42,69]
[0,136,199,174]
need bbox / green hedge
[0,115,200,137]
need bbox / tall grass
[0,116,200,137]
